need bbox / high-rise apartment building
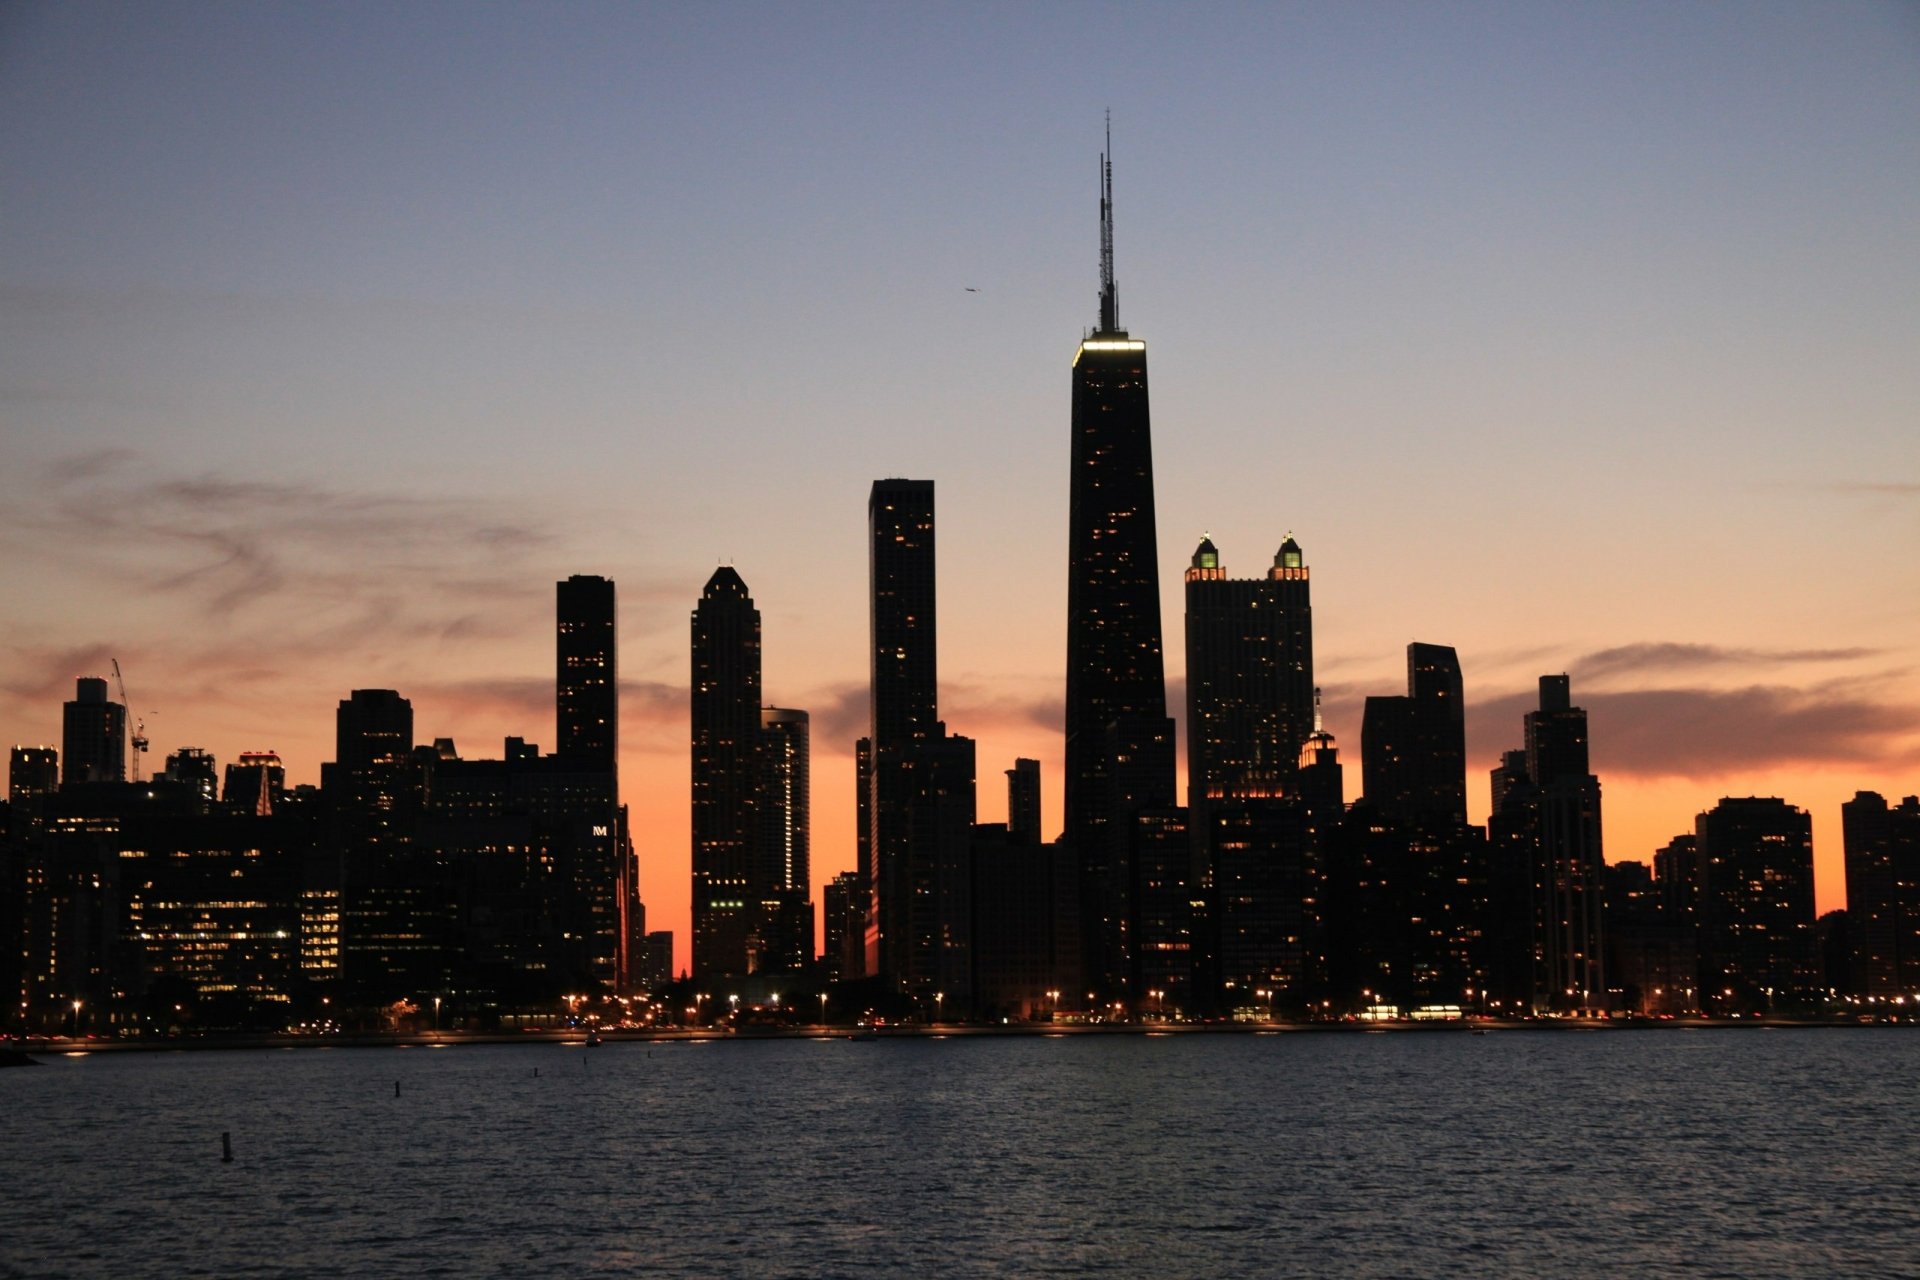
[1842,791,1920,1001]
[1360,644,1466,826]
[61,677,125,787]
[9,746,58,802]
[756,707,812,973]
[691,567,762,977]
[1006,758,1041,846]
[556,575,618,770]
[1183,535,1315,815]
[1695,796,1815,1009]
[868,478,941,986]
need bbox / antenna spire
[1099,110,1118,333]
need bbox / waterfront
[4,1029,1917,1278]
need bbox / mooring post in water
[394,1080,401,1098]
[221,1132,232,1163]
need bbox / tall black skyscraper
[1007,758,1042,847]
[1843,790,1920,1001]
[1695,796,1815,1010]
[756,706,812,973]
[691,567,761,976]
[556,575,617,770]
[867,479,940,983]
[1523,674,1605,1012]
[1360,643,1466,826]
[61,677,126,787]
[1063,130,1175,998]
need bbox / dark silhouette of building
[1183,536,1315,816]
[691,567,762,977]
[62,677,126,787]
[1007,758,1041,846]
[1486,675,1606,1013]
[755,707,812,973]
[222,751,286,816]
[1842,791,1920,1002]
[556,574,618,769]
[823,870,864,983]
[553,576,628,990]
[324,689,433,998]
[867,479,971,997]
[1360,645,1466,826]
[1695,796,1815,1011]
[162,747,218,802]
[1182,536,1318,1016]
[10,746,58,802]
[1063,134,1175,1001]
[1344,645,1487,1013]
[852,735,871,978]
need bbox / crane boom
[110,658,150,782]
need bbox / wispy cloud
[7,449,556,625]
[1573,642,1879,683]
[1466,678,1919,780]
[1819,481,1920,497]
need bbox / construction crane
[111,658,150,782]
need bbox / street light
[818,992,828,1025]
[434,996,442,1033]
[71,999,82,1038]
[934,992,944,1024]
[1047,990,1060,1022]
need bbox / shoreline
[8,1015,1912,1056]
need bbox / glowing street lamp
[433,996,442,1033]
[71,999,82,1038]
[818,992,828,1025]
[934,992,944,1024]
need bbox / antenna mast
[1099,110,1118,333]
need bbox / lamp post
[934,992,944,1025]
[71,999,82,1039]
[433,996,442,1033]
[818,992,828,1025]
[1046,990,1060,1023]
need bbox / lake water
[3,1029,1917,1278]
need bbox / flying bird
[964,286,979,292]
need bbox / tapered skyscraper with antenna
[1064,120,1175,997]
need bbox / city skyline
[5,5,1919,971]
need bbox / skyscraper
[556,575,618,770]
[1063,130,1175,998]
[690,567,762,977]
[61,677,125,787]
[327,688,435,996]
[1183,535,1315,816]
[1695,796,1815,1010]
[9,746,58,802]
[1523,675,1605,1012]
[756,706,812,973]
[868,479,940,985]
[1007,758,1041,847]
[1842,790,1920,1002]
[1360,644,1466,826]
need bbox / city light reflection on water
[3,1030,1917,1277]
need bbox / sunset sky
[4,3,1916,969]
